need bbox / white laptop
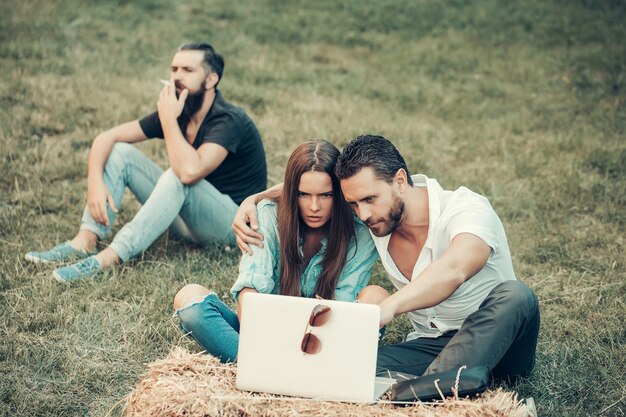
[236,293,395,402]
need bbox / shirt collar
[411,174,443,250]
[297,234,328,256]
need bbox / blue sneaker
[52,256,101,283]
[25,241,93,264]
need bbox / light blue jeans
[176,292,240,362]
[80,142,238,261]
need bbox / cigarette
[159,79,170,86]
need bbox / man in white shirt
[335,135,539,382]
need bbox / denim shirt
[231,199,378,302]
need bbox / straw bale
[123,347,530,417]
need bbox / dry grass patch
[123,347,531,417]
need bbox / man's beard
[366,195,405,237]
[177,85,206,117]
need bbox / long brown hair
[278,140,356,300]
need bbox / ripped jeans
[176,292,240,362]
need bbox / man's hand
[86,178,117,227]
[232,195,264,255]
[378,302,396,329]
[157,77,188,122]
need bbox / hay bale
[123,347,530,417]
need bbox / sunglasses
[301,304,332,355]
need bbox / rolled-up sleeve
[334,220,379,302]
[230,201,281,301]
[445,202,500,253]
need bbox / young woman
[173,140,380,362]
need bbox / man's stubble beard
[367,194,405,237]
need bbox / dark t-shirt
[138,91,267,204]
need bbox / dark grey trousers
[376,280,540,383]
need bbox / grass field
[1,0,625,416]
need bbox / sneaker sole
[525,398,538,417]
[25,252,93,265]
[25,254,53,264]
[51,270,70,283]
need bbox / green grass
[1,0,625,416]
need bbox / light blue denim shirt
[231,199,378,302]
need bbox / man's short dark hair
[177,42,224,86]
[335,134,413,186]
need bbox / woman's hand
[237,287,259,320]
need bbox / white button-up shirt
[371,174,516,340]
